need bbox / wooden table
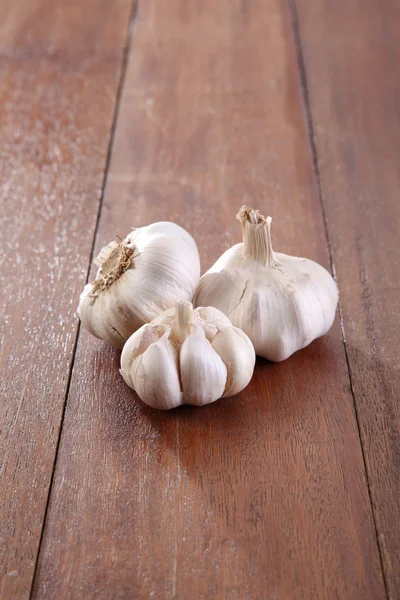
[1,1,399,598]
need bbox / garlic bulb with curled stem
[120,301,255,410]
[78,222,200,347]
[194,206,338,361]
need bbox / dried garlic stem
[175,301,193,343]
[237,205,277,268]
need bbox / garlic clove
[196,306,232,326]
[127,329,183,410]
[195,305,233,341]
[120,324,163,389]
[211,326,256,397]
[179,324,227,406]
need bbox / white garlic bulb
[78,222,200,348]
[194,206,338,361]
[120,301,255,410]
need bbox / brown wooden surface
[1,0,399,598]
[294,0,400,596]
[0,1,132,598]
[30,1,386,598]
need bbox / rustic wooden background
[1,0,399,598]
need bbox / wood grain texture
[0,1,132,598]
[293,0,400,596]
[32,1,385,598]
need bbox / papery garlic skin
[194,206,338,362]
[120,301,256,410]
[78,222,200,348]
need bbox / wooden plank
[32,1,386,598]
[292,0,400,595]
[0,1,133,598]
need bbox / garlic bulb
[78,222,200,347]
[120,301,255,410]
[194,206,338,361]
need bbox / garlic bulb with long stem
[120,301,255,410]
[194,206,338,361]
[78,222,200,347]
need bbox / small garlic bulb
[120,301,255,410]
[194,206,338,361]
[78,222,200,347]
